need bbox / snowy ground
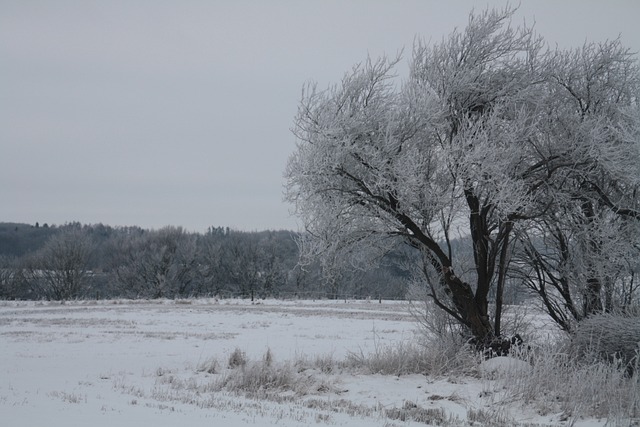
[0,299,623,426]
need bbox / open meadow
[1,299,637,426]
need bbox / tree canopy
[285,6,640,342]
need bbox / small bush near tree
[571,313,640,375]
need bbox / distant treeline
[0,222,409,301]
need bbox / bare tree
[0,255,19,299]
[197,228,300,299]
[112,226,198,298]
[26,228,95,300]
[197,228,227,297]
[285,6,640,344]
[218,231,261,299]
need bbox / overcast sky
[2,1,639,232]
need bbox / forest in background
[0,221,413,301]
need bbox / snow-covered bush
[486,339,639,421]
[571,314,640,374]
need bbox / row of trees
[0,223,410,301]
[285,6,640,344]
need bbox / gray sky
[2,1,639,232]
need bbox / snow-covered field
[0,299,630,426]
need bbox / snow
[479,356,531,377]
[0,299,618,426]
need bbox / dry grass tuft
[196,357,220,374]
[216,348,337,398]
[228,347,247,368]
[487,341,640,422]
[386,401,450,424]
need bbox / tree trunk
[494,222,512,337]
[444,269,494,343]
[581,200,603,316]
[583,277,602,315]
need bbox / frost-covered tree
[112,226,198,298]
[0,255,21,300]
[197,228,300,299]
[514,39,640,331]
[25,228,95,300]
[285,6,640,343]
[218,230,261,299]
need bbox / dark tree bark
[443,268,494,342]
[494,222,512,337]
[581,200,604,316]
